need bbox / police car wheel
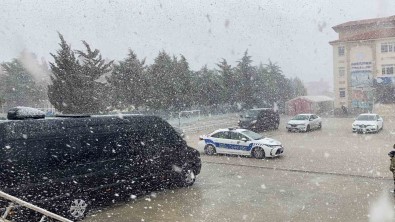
[252,147,265,159]
[205,145,216,155]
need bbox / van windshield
[244,110,260,118]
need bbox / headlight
[266,144,282,148]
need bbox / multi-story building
[330,15,395,112]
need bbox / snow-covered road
[86,116,395,221]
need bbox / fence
[0,191,72,222]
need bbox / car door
[229,132,250,154]
[210,131,231,154]
[312,115,320,128]
[308,115,315,128]
[376,115,383,129]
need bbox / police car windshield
[356,115,376,121]
[292,115,309,120]
[241,130,264,140]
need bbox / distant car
[352,113,383,133]
[286,114,322,132]
[238,108,280,132]
[198,128,284,159]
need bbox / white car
[198,128,284,159]
[352,113,383,133]
[286,114,322,132]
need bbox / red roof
[330,28,395,44]
[333,15,395,30]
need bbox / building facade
[330,15,395,112]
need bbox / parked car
[238,108,280,132]
[0,107,201,220]
[352,113,383,133]
[286,114,322,132]
[198,128,284,159]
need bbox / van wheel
[178,168,196,187]
[252,147,265,159]
[69,198,89,220]
[205,145,216,155]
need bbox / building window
[339,81,346,84]
[338,46,345,56]
[339,88,346,98]
[338,67,345,77]
[381,42,395,53]
[382,64,395,75]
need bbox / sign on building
[351,61,373,109]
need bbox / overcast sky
[1,0,395,88]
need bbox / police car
[198,128,284,158]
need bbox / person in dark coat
[388,144,395,192]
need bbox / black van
[238,108,280,132]
[0,107,201,220]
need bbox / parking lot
[86,116,395,222]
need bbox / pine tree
[0,59,45,109]
[171,55,193,110]
[107,50,146,110]
[48,33,82,113]
[235,50,256,108]
[291,77,307,97]
[217,59,236,105]
[48,33,112,114]
[75,41,113,113]
[146,51,174,110]
[193,65,223,106]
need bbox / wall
[286,98,312,116]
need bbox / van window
[103,133,129,158]
[46,138,73,166]
[78,133,131,163]
[25,140,49,169]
